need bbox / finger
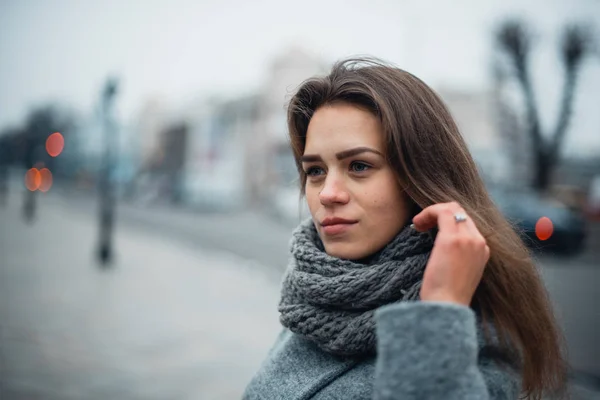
[446,208,480,239]
[455,211,485,239]
[453,210,474,233]
[422,204,479,236]
[412,203,462,233]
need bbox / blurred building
[253,46,327,218]
[180,95,259,210]
[130,47,326,215]
[137,97,170,169]
[71,110,137,193]
[130,47,527,218]
[134,97,182,203]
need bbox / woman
[243,58,567,399]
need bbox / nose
[319,175,350,206]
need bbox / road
[0,188,598,399]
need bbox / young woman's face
[302,103,410,260]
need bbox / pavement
[0,190,282,399]
[0,187,599,399]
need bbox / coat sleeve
[373,301,521,400]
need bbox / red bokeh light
[25,168,41,191]
[535,217,554,241]
[39,168,53,192]
[46,132,64,157]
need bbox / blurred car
[488,186,587,256]
[585,175,600,221]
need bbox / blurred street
[0,190,283,400]
[1,189,599,399]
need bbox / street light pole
[22,136,38,223]
[97,77,119,266]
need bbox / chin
[323,242,372,261]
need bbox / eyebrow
[300,147,384,163]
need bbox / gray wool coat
[242,301,521,399]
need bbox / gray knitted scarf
[278,219,434,357]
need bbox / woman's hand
[412,202,489,306]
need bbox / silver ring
[454,213,468,223]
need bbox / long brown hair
[286,58,567,399]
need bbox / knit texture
[278,219,434,356]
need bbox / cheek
[305,186,320,215]
[364,180,406,219]
[368,196,397,216]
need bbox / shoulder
[243,328,374,400]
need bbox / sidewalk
[0,192,282,399]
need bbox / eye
[305,166,325,177]
[350,161,371,173]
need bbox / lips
[320,217,358,235]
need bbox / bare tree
[490,60,531,187]
[495,20,593,192]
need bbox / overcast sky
[1,0,598,155]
